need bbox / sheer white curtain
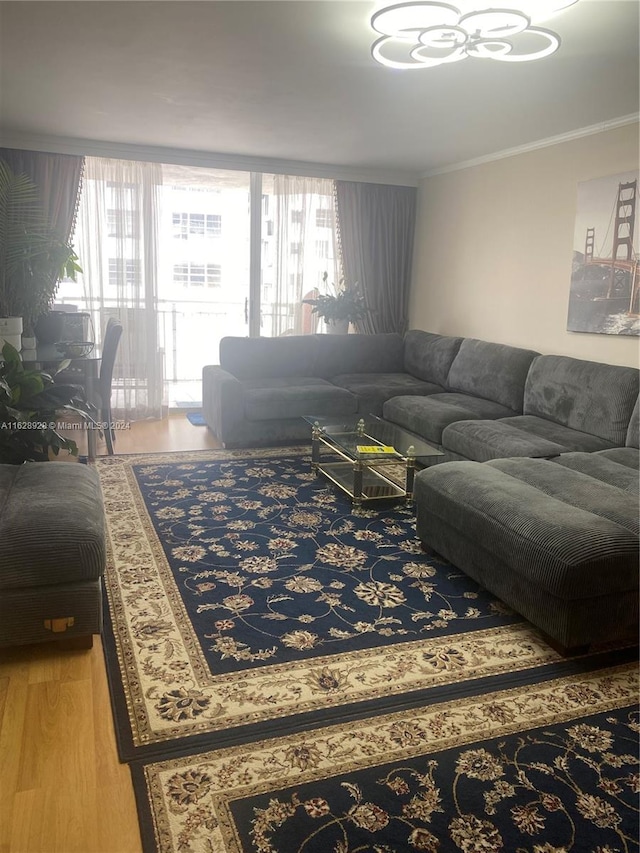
[270,175,340,337]
[73,157,164,420]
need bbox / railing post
[171,303,178,382]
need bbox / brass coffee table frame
[304,415,443,507]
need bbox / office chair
[99,319,123,455]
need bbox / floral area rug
[98,449,631,764]
[132,662,639,853]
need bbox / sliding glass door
[157,164,251,404]
[260,174,340,337]
[57,158,341,414]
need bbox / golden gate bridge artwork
[567,174,639,336]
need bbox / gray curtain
[335,181,417,334]
[0,148,85,242]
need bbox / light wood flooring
[0,414,221,853]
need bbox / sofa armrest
[202,365,243,443]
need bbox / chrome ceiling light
[370,1,580,69]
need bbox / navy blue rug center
[133,455,519,676]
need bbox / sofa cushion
[553,451,640,494]
[318,333,405,377]
[220,333,405,382]
[331,373,440,416]
[441,419,569,462]
[523,355,639,445]
[442,414,614,462]
[383,393,516,445]
[594,447,640,470]
[625,396,639,447]
[446,338,538,412]
[488,457,639,534]
[241,377,356,421]
[220,335,324,380]
[497,415,615,452]
[402,329,462,387]
[0,463,105,590]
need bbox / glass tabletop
[303,414,443,463]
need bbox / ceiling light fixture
[370,1,580,69]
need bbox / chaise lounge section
[413,404,640,654]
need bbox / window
[291,209,304,224]
[172,212,222,239]
[290,242,302,255]
[173,263,222,287]
[315,239,330,259]
[108,258,141,288]
[316,208,333,228]
[107,209,136,238]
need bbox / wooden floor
[0,414,221,853]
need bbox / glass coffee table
[303,414,443,506]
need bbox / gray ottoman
[414,454,639,655]
[0,463,106,649]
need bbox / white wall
[410,123,639,368]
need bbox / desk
[22,345,102,461]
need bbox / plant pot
[0,317,24,358]
[35,311,66,344]
[0,316,23,336]
[325,318,350,334]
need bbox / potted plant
[303,272,368,334]
[0,341,92,463]
[0,158,81,349]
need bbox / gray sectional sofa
[202,330,638,465]
[202,329,639,654]
[202,330,542,449]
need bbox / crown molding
[0,132,421,187]
[420,113,640,179]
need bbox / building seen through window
[58,163,339,407]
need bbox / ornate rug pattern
[133,663,639,853]
[98,449,573,759]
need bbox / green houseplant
[0,158,81,336]
[303,272,368,331]
[0,341,92,463]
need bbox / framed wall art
[567,170,639,336]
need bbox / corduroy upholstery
[204,330,456,448]
[204,330,538,449]
[414,453,639,653]
[383,393,517,446]
[0,463,106,648]
[437,356,639,464]
[203,331,638,459]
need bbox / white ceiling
[0,0,638,183]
